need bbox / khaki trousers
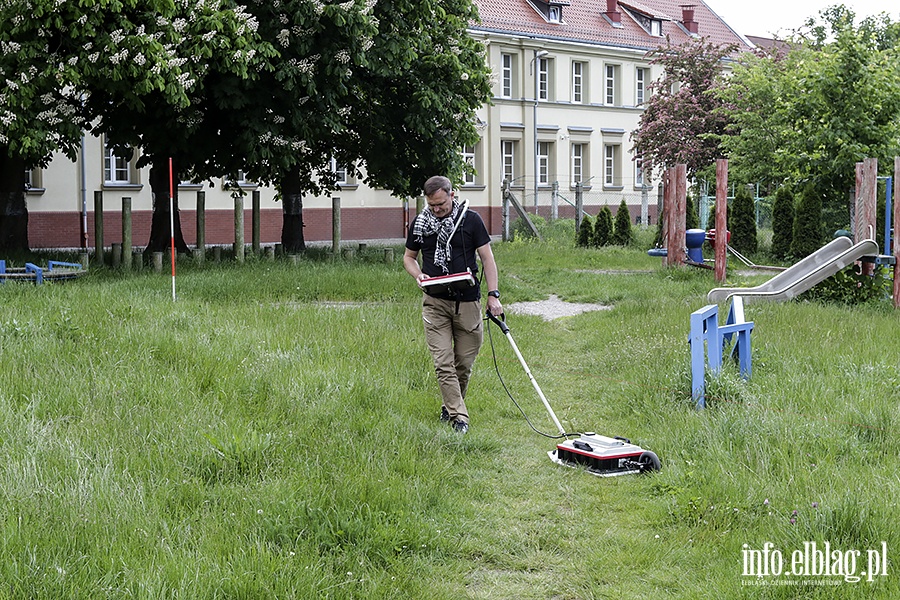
[422,295,484,424]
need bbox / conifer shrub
[611,198,634,246]
[576,214,593,247]
[730,184,757,255]
[791,183,825,258]
[771,186,794,260]
[686,189,700,231]
[594,206,613,247]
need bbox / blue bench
[689,297,754,408]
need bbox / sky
[702,0,897,38]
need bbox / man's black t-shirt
[406,210,491,302]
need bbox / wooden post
[672,163,687,266]
[93,191,104,266]
[234,193,244,263]
[663,167,674,266]
[894,157,899,309]
[856,158,877,275]
[122,196,132,270]
[715,159,728,284]
[152,252,164,272]
[195,190,206,262]
[111,243,122,269]
[332,196,341,255]
[252,189,261,254]
[383,247,394,263]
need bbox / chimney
[605,0,621,23]
[681,5,698,33]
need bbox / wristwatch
[488,290,501,299]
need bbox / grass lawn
[0,232,897,599]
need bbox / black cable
[484,317,579,440]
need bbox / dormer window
[529,0,569,24]
[621,4,664,37]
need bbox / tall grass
[0,234,897,598]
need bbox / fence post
[501,179,510,242]
[574,181,584,233]
[94,190,104,266]
[551,180,559,221]
[122,196,132,270]
[856,158,877,276]
[234,193,244,263]
[640,184,649,229]
[196,190,206,263]
[332,196,341,254]
[252,189,261,254]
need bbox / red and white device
[420,269,476,291]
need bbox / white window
[501,53,513,98]
[605,65,617,105]
[537,141,551,185]
[502,140,516,184]
[605,145,620,186]
[548,6,561,22]
[635,156,645,188]
[651,19,662,37]
[636,67,648,105]
[330,157,348,185]
[538,57,549,101]
[104,143,132,184]
[571,143,584,187]
[462,144,477,185]
[572,62,584,103]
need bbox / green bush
[611,198,634,246]
[730,184,757,255]
[799,265,891,305]
[593,206,613,247]
[576,214,593,247]
[770,185,794,260]
[791,183,824,258]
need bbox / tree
[611,199,633,246]
[0,0,206,251]
[593,206,613,247]
[791,183,824,258]
[771,186,794,259]
[576,214,593,247]
[730,185,757,255]
[718,7,900,232]
[207,0,492,253]
[631,37,737,181]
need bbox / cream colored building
[26,0,749,249]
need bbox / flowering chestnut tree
[0,0,269,251]
[630,37,737,181]
[213,0,492,252]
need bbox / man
[403,176,502,434]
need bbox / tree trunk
[280,165,306,253]
[0,148,29,252]
[144,158,190,254]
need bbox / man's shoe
[451,419,468,434]
[440,406,451,423]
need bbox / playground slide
[707,237,879,303]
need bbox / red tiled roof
[471,0,751,53]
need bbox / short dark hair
[423,176,451,197]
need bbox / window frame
[572,61,584,104]
[501,53,514,98]
[501,140,516,185]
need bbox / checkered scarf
[412,199,462,274]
